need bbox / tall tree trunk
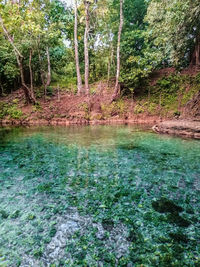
[38,46,51,99]
[37,45,45,86]
[0,80,4,95]
[0,15,36,104]
[111,0,124,102]
[29,49,33,92]
[196,37,200,66]
[107,59,111,86]
[107,44,114,86]
[84,1,90,95]
[190,36,200,67]
[44,47,51,99]
[15,52,36,103]
[74,0,83,95]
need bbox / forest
[0,0,200,104]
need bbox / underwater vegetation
[0,125,200,266]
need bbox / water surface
[0,125,199,266]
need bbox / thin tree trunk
[0,15,22,58]
[84,1,90,95]
[38,46,51,100]
[57,85,60,102]
[37,46,45,86]
[190,36,200,67]
[29,49,33,92]
[189,49,195,67]
[44,47,51,99]
[16,54,36,104]
[0,81,3,95]
[107,44,114,87]
[0,15,36,104]
[196,38,200,66]
[74,0,83,95]
[107,59,111,86]
[111,0,124,102]
[15,51,36,103]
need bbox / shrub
[0,101,23,119]
[7,106,23,119]
[0,103,8,119]
[134,104,145,114]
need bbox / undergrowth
[134,73,200,117]
[0,99,23,119]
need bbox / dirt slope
[0,68,200,126]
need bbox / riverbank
[1,117,200,140]
[153,120,200,139]
[1,71,200,138]
[0,114,160,127]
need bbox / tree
[111,0,124,102]
[119,0,153,93]
[84,0,90,95]
[0,34,19,94]
[146,0,200,68]
[0,12,36,103]
[74,0,83,95]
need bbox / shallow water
[0,125,200,266]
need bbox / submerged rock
[152,198,183,213]
[167,213,191,227]
[0,210,9,219]
[152,198,191,228]
[10,210,20,219]
[118,143,138,150]
[102,219,114,231]
[169,232,189,243]
[126,229,138,242]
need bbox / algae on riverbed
[0,125,200,266]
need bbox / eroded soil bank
[0,115,160,127]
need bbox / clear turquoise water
[0,125,199,266]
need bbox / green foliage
[142,74,200,116]
[33,248,43,258]
[101,100,126,118]
[7,106,23,119]
[0,0,200,100]
[146,0,200,67]
[37,183,53,193]
[0,35,19,93]
[0,103,8,119]
[0,101,23,119]
[119,0,152,92]
[0,0,72,97]
[134,104,145,114]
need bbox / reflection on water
[1,124,199,155]
[0,125,151,147]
